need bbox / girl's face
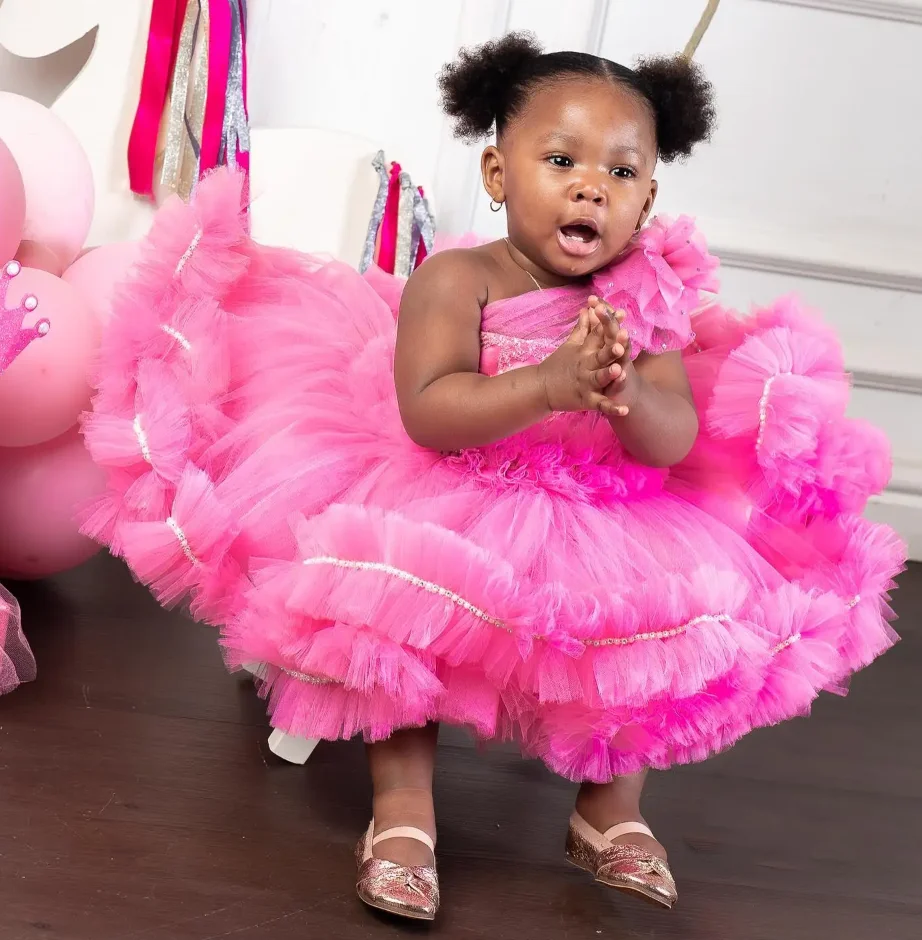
[482,77,658,279]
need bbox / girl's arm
[608,350,699,468]
[395,251,550,451]
[395,251,621,452]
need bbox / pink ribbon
[236,0,250,175]
[200,0,231,179]
[376,162,402,274]
[414,185,428,269]
[128,0,184,198]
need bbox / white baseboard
[867,489,922,562]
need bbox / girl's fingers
[589,364,616,390]
[594,395,630,418]
[569,308,591,344]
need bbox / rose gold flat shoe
[566,812,677,909]
[355,820,439,921]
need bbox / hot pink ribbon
[236,0,250,176]
[414,185,428,269]
[200,0,231,178]
[376,162,402,274]
[128,0,184,198]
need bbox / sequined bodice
[480,330,557,375]
[454,286,668,502]
[478,285,583,376]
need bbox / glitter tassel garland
[159,0,201,196]
[219,0,250,172]
[361,153,436,276]
[359,152,390,274]
[394,172,416,278]
[129,0,250,201]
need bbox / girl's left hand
[587,296,640,417]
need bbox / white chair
[248,126,380,265]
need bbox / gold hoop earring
[489,199,504,213]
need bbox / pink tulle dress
[83,170,904,782]
[1,584,35,696]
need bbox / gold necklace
[505,238,544,292]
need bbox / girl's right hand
[537,306,628,416]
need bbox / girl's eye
[610,166,637,180]
[548,155,573,169]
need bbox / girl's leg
[366,723,439,867]
[575,769,667,859]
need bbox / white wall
[246,0,922,556]
[2,0,919,554]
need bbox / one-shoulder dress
[82,170,903,781]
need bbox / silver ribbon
[180,0,210,199]
[160,0,200,194]
[394,171,416,278]
[219,0,250,169]
[359,151,390,273]
[408,216,421,269]
[413,188,436,258]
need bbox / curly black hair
[438,32,715,163]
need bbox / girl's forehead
[508,79,656,152]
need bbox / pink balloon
[0,427,104,579]
[0,93,94,267]
[0,265,99,447]
[14,239,64,276]
[63,241,141,324]
[0,137,26,264]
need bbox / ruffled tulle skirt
[82,171,904,781]
[1,584,35,696]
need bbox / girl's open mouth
[558,221,601,257]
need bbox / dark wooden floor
[1,553,919,940]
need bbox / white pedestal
[267,729,321,765]
[245,662,321,766]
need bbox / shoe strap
[603,821,654,843]
[372,826,435,853]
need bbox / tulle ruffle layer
[1,584,35,696]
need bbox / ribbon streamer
[360,153,437,275]
[178,0,211,200]
[376,162,402,274]
[129,0,250,201]
[160,0,199,195]
[412,188,435,263]
[359,151,390,274]
[128,0,183,198]
[408,205,421,272]
[219,0,250,171]
[237,0,251,175]
[200,0,231,179]
[394,171,416,279]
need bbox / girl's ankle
[371,787,437,867]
